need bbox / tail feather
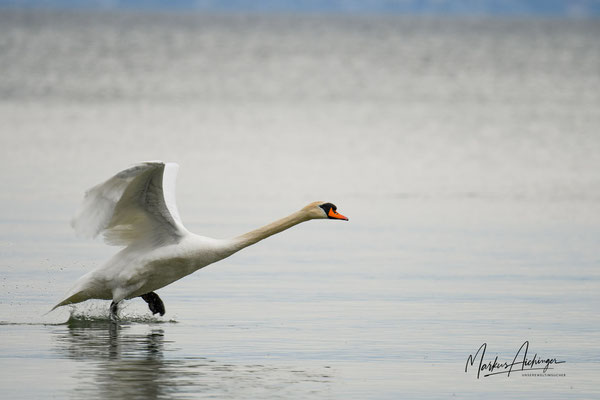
[49,290,90,313]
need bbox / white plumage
[52,161,348,317]
[71,162,187,246]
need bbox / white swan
[52,161,348,318]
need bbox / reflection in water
[52,318,331,399]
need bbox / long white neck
[228,210,311,253]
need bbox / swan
[51,161,348,319]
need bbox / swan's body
[52,161,347,316]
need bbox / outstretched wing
[71,161,189,246]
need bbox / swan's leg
[110,301,119,321]
[140,292,165,316]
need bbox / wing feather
[71,161,188,246]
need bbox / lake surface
[1,9,599,398]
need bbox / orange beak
[328,208,349,221]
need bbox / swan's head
[302,201,348,221]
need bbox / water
[1,9,599,398]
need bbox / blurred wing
[71,161,189,246]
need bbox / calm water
[1,9,599,399]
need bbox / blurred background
[1,1,599,216]
[0,1,599,399]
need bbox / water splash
[65,301,178,326]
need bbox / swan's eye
[319,203,334,214]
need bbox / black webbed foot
[140,292,165,316]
